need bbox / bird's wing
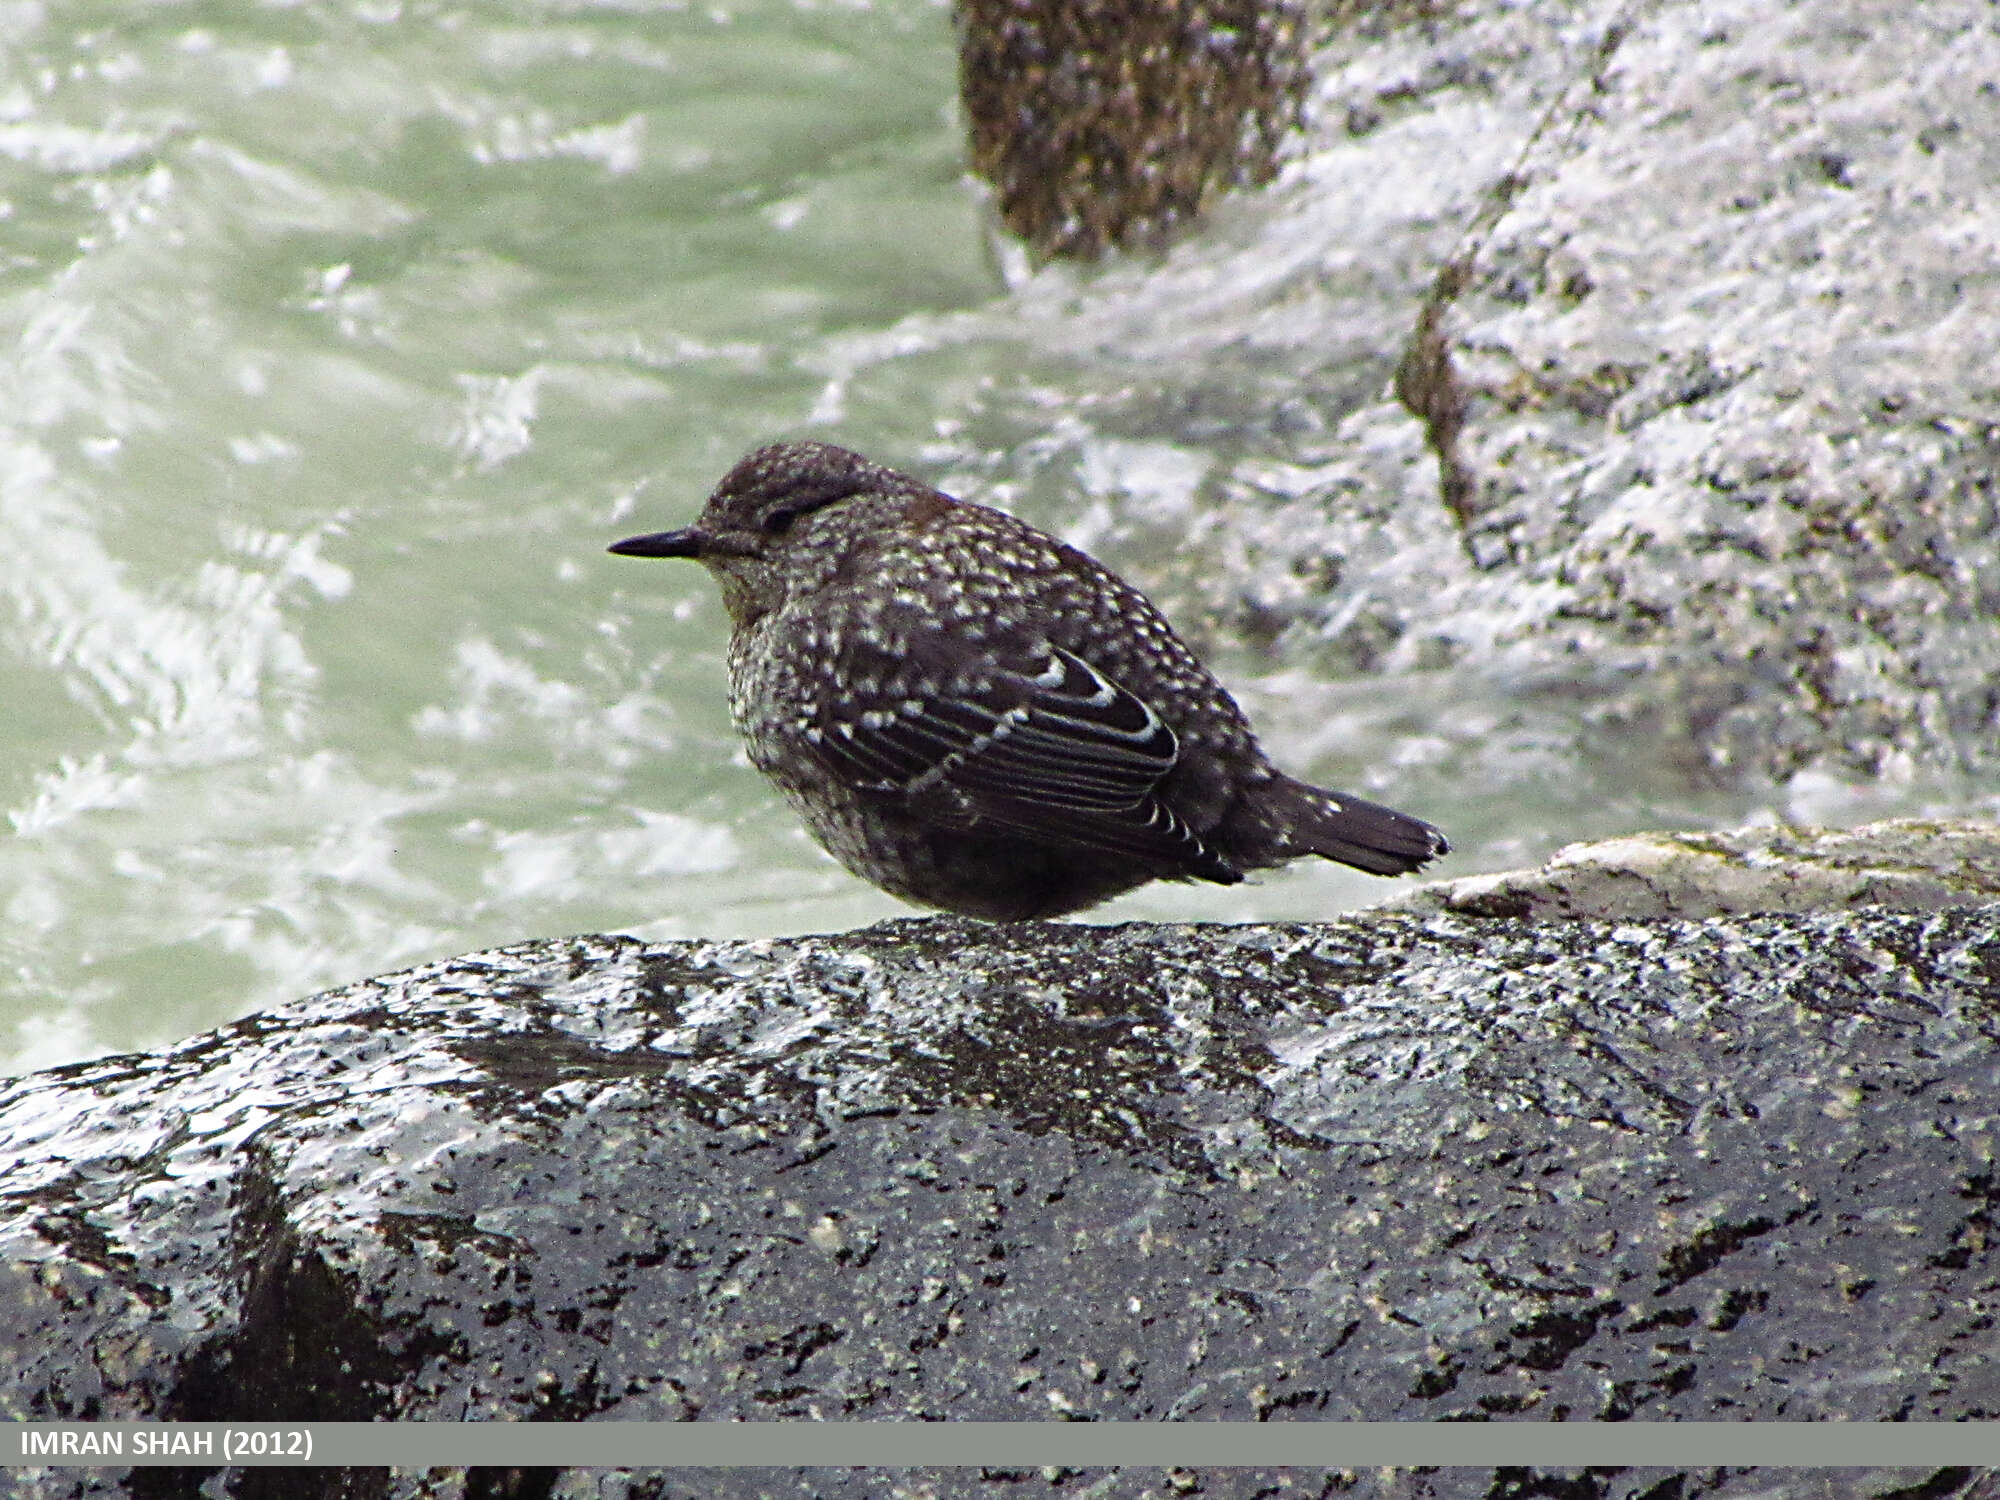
[799,633,1239,879]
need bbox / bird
[608,440,1447,921]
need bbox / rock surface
[4,888,1996,1498]
[955,0,1310,259]
[1390,0,2000,789]
[1393,817,2000,922]
[928,0,2000,827]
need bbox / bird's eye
[752,474,866,537]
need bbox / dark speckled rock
[3,901,1997,1498]
[955,0,1310,259]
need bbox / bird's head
[609,440,926,624]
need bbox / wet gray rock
[1393,816,2000,922]
[4,897,1997,1498]
[1388,0,2000,789]
[923,0,2000,824]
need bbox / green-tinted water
[1,0,1932,1074]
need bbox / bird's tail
[1268,775,1449,877]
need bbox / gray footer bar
[8,1422,1998,1468]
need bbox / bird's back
[739,491,1284,865]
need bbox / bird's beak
[608,527,706,559]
